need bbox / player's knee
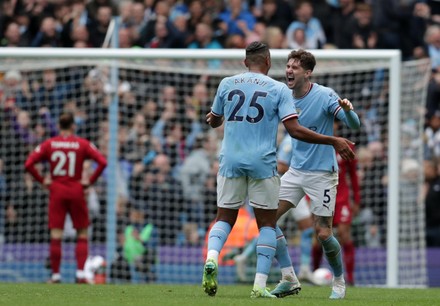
[50,229,63,240]
[337,231,350,244]
[315,227,332,242]
[76,228,88,238]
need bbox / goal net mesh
[0,51,430,286]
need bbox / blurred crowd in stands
[0,0,439,254]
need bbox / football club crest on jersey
[296,108,302,115]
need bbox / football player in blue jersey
[201,42,356,299]
[270,49,361,299]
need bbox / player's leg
[48,228,64,283]
[249,176,279,298]
[69,195,90,284]
[203,176,244,296]
[75,228,89,283]
[270,169,304,297]
[48,194,67,283]
[308,171,345,299]
[293,198,315,284]
[335,222,355,285]
[333,199,356,285]
[312,235,324,271]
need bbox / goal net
[0,48,430,287]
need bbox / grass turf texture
[0,283,439,306]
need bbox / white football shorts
[217,175,280,210]
[279,168,338,217]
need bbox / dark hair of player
[245,41,270,65]
[59,112,75,130]
[287,49,316,72]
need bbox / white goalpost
[0,47,430,287]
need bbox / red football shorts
[332,200,352,226]
[48,184,90,229]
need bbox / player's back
[212,72,295,178]
[44,135,91,186]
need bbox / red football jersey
[25,135,107,186]
[336,144,360,205]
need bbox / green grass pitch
[0,283,439,306]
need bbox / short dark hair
[59,112,75,130]
[287,49,316,72]
[245,41,269,65]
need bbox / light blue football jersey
[289,83,360,172]
[277,133,292,166]
[211,72,298,179]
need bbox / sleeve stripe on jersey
[211,110,222,117]
[281,114,299,122]
[333,106,342,117]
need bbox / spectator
[59,0,93,47]
[184,82,213,131]
[224,33,246,48]
[328,0,356,49]
[253,0,292,33]
[373,0,427,60]
[140,99,160,135]
[130,1,148,43]
[424,159,440,246]
[188,22,222,49]
[120,208,158,282]
[186,0,205,40]
[179,133,217,245]
[285,0,326,49]
[88,5,113,48]
[262,26,286,49]
[146,17,185,48]
[11,170,49,243]
[239,21,266,45]
[86,0,118,19]
[426,68,440,120]
[1,21,30,47]
[31,16,62,47]
[173,13,191,47]
[79,68,110,144]
[136,1,172,47]
[129,153,186,245]
[424,24,440,70]
[286,25,311,50]
[217,0,256,37]
[124,113,155,164]
[118,0,135,30]
[32,69,72,121]
[70,25,91,47]
[0,70,31,109]
[355,144,386,247]
[351,3,378,49]
[5,107,55,146]
[424,109,440,161]
[0,158,7,244]
[160,114,201,177]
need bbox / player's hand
[206,112,214,124]
[43,177,52,189]
[81,179,91,188]
[206,111,224,128]
[338,98,353,112]
[332,137,355,160]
